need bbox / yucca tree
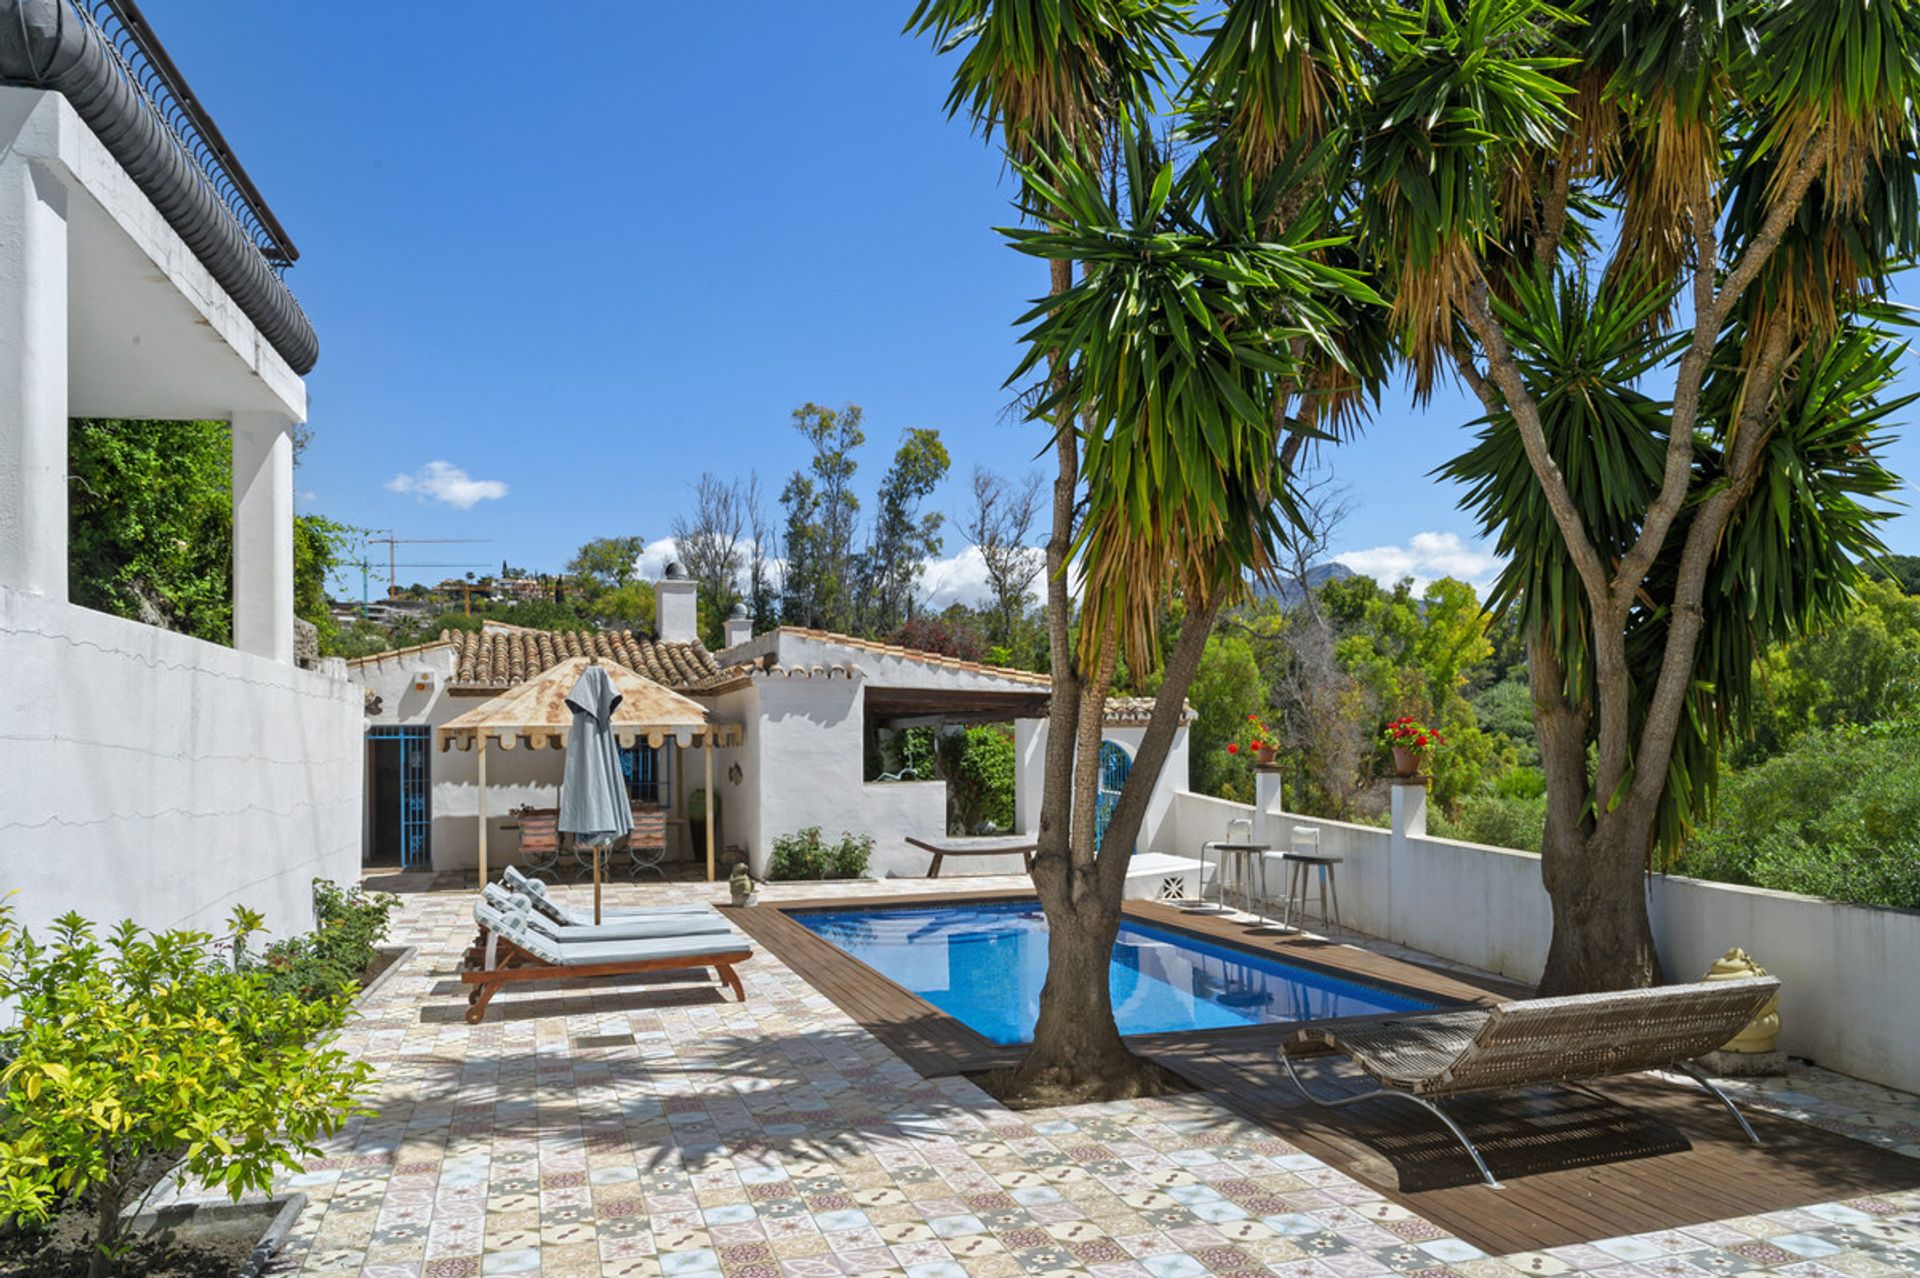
[1370,0,1920,991]
[910,0,1388,1100]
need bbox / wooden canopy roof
[436,656,743,752]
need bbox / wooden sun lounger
[461,897,752,1023]
[1281,976,1781,1188]
[905,835,1037,878]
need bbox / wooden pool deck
[724,890,1920,1255]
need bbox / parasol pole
[477,733,489,887]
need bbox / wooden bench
[905,835,1036,878]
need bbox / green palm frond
[1190,0,1386,178]
[1355,0,1577,391]
[1444,269,1906,853]
[1002,130,1383,674]
[905,0,1193,178]
[1751,0,1920,211]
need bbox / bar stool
[1192,818,1268,915]
[1279,825,1343,934]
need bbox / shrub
[257,879,399,1003]
[0,905,370,1277]
[948,726,1016,832]
[1672,729,1920,908]
[1429,792,1546,852]
[769,828,873,880]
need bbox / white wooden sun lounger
[1281,976,1781,1188]
[479,884,728,943]
[461,895,752,1023]
[501,865,713,927]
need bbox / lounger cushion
[532,933,750,966]
[480,886,727,941]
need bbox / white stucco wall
[349,645,741,873]
[1163,782,1920,1094]
[1011,718,1192,857]
[0,587,361,942]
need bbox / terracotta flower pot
[1255,745,1278,767]
[1391,745,1419,776]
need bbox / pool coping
[722,888,1508,1078]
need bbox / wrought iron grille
[620,743,670,808]
[369,726,431,868]
[71,0,300,270]
[1093,740,1131,851]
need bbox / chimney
[722,601,752,649]
[656,561,699,645]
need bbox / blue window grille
[368,725,431,867]
[620,743,671,808]
[1094,739,1132,851]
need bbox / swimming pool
[791,900,1435,1044]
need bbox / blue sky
[149,3,1916,603]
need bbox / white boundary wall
[1163,781,1920,1094]
[0,588,362,941]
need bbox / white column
[1254,766,1284,849]
[0,156,69,598]
[230,411,295,662]
[1390,779,1428,839]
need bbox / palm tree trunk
[1530,634,1662,992]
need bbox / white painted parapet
[1159,785,1920,1094]
[0,586,361,941]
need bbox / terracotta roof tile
[441,628,721,693]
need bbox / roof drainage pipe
[0,0,319,374]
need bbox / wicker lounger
[1282,976,1781,1188]
[461,896,752,1024]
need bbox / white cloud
[385,461,508,510]
[1333,531,1504,593]
[919,545,997,611]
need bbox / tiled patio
[236,875,1920,1277]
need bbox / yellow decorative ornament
[1701,948,1780,1053]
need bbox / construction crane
[345,559,492,618]
[364,535,492,593]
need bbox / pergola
[436,655,743,883]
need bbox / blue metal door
[368,726,431,867]
[1094,740,1132,851]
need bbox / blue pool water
[792,901,1434,1044]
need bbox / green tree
[1749,578,1920,757]
[566,536,644,604]
[1394,0,1919,990]
[779,403,866,631]
[70,419,235,642]
[859,428,951,634]
[913,0,1384,1103]
[1185,633,1269,803]
[69,419,355,653]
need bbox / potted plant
[728,863,759,906]
[1383,716,1444,776]
[1226,714,1282,767]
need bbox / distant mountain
[1256,560,1354,605]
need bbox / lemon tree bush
[0,905,371,1278]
